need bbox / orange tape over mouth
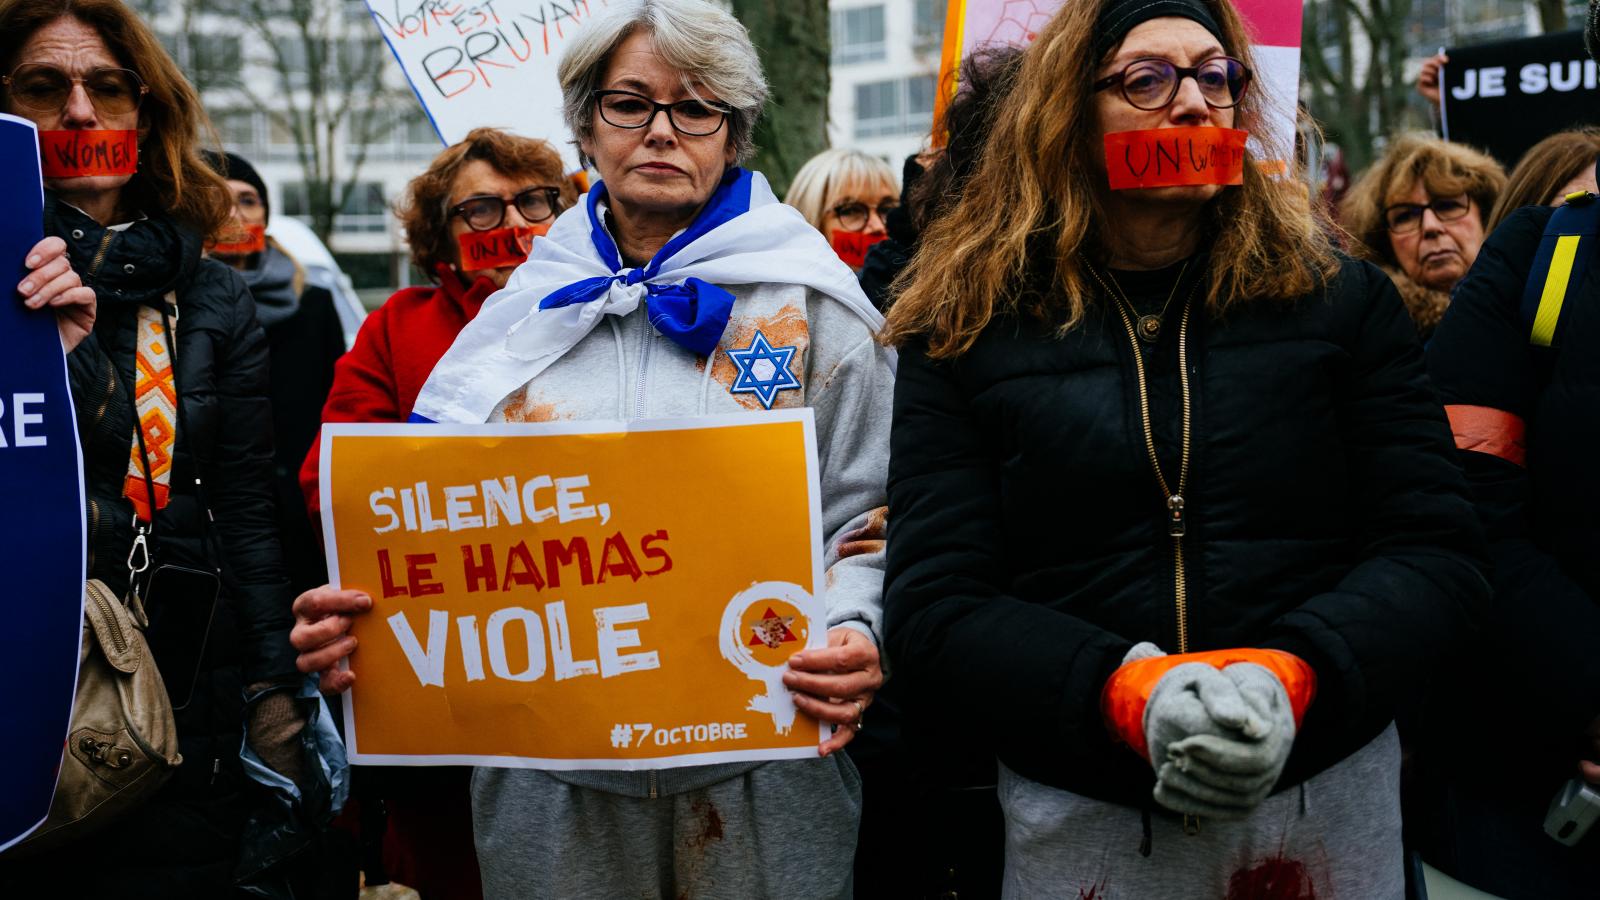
[458,224,549,270]
[39,129,138,178]
[831,230,887,268]
[1104,126,1248,191]
[210,223,266,256]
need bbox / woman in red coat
[299,127,576,900]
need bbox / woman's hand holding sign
[785,627,883,757]
[19,236,95,351]
[290,584,371,694]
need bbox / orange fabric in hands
[1445,404,1527,467]
[1101,648,1317,761]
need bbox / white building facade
[826,0,948,170]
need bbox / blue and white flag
[412,167,885,424]
[0,113,87,852]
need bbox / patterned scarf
[123,302,177,522]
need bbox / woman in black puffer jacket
[882,0,1489,895]
[0,1,307,896]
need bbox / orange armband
[1101,648,1317,761]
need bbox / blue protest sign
[0,113,87,852]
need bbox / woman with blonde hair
[882,0,1487,894]
[784,147,899,272]
[1340,132,1505,338]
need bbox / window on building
[280,180,389,234]
[854,75,937,139]
[191,34,243,88]
[832,5,887,65]
[913,0,947,51]
[1454,0,1529,41]
[212,109,260,152]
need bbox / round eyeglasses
[1093,56,1252,111]
[831,200,898,232]
[592,89,731,137]
[2,63,148,116]
[1384,194,1472,234]
[449,186,563,232]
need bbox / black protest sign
[1442,29,1600,167]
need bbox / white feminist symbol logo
[718,581,824,734]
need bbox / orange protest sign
[210,223,266,256]
[38,129,137,178]
[1103,127,1248,191]
[320,412,830,769]
[831,231,886,269]
[457,223,548,270]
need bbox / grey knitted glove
[1151,662,1296,819]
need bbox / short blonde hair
[783,148,898,231]
[1340,133,1505,269]
[558,0,767,166]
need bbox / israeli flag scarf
[411,167,885,424]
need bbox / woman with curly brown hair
[881,0,1488,894]
[296,127,573,900]
[1340,133,1505,340]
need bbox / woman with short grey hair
[289,0,892,897]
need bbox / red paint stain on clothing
[498,385,567,423]
[1227,856,1316,900]
[1077,878,1109,899]
[711,305,810,410]
[682,797,724,851]
[837,506,889,560]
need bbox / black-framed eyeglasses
[2,63,148,116]
[449,186,563,231]
[1384,193,1472,234]
[831,200,897,232]
[1092,56,1251,111]
[592,89,731,137]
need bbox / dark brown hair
[884,0,1337,357]
[1489,127,1600,232]
[397,127,578,278]
[911,45,1025,235]
[0,0,234,237]
[1339,132,1505,269]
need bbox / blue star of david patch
[727,330,801,409]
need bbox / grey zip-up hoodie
[482,278,893,798]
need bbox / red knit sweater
[298,265,497,514]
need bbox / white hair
[559,0,769,166]
[783,148,899,231]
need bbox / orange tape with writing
[1104,127,1248,191]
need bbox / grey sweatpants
[998,724,1404,900]
[470,754,862,900]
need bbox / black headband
[1093,0,1227,58]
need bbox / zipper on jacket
[648,770,658,799]
[85,580,128,656]
[89,353,117,434]
[86,230,116,279]
[634,315,654,420]
[1090,263,1198,654]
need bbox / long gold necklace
[1103,258,1192,343]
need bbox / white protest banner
[363,0,614,168]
